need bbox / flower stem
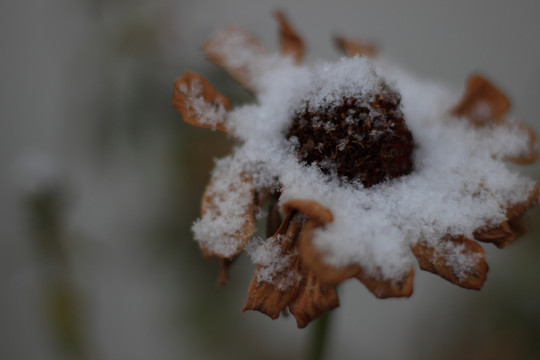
[307,311,332,360]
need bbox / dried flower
[172,12,538,328]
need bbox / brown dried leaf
[200,173,256,258]
[450,74,510,125]
[288,270,339,328]
[202,26,265,93]
[274,11,305,64]
[241,214,303,319]
[412,235,488,290]
[172,72,229,132]
[334,35,377,58]
[355,267,415,299]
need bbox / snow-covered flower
[172,12,538,328]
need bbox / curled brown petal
[282,199,333,225]
[355,267,415,299]
[450,74,510,125]
[299,220,361,285]
[283,200,359,283]
[172,72,229,132]
[473,218,525,249]
[474,185,538,248]
[202,26,266,93]
[299,219,414,297]
[334,35,377,58]
[288,270,339,328]
[200,173,256,258]
[241,214,302,319]
[274,10,305,64]
[412,235,488,290]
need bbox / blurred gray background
[1,0,539,359]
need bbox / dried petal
[506,185,539,219]
[172,72,229,132]
[199,173,256,258]
[284,200,359,283]
[412,235,488,290]
[334,35,377,58]
[298,220,361,285]
[355,267,415,299]
[474,185,538,248]
[274,11,305,64]
[202,26,266,93]
[282,199,333,225]
[288,270,339,328]
[242,214,303,319]
[450,74,510,125]
[473,218,523,249]
[507,124,538,164]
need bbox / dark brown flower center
[287,86,414,187]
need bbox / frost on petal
[450,74,510,125]
[192,156,256,258]
[412,235,488,290]
[172,72,229,132]
[299,219,362,285]
[244,212,341,328]
[283,200,358,285]
[334,35,377,58]
[506,124,538,164]
[274,10,305,64]
[474,185,539,248]
[242,214,303,318]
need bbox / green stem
[307,311,333,360]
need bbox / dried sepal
[274,10,305,64]
[288,270,339,329]
[474,185,538,248]
[202,26,265,93]
[172,72,229,132]
[450,74,510,125]
[242,214,302,319]
[266,195,283,238]
[217,258,235,286]
[334,35,377,58]
[355,267,415,299]
[199,173,256,258]
[412,235,488,290]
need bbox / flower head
[172,12,538,328]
